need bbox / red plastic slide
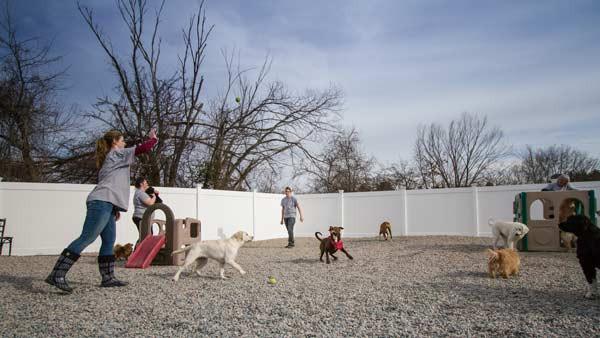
[125,234,166,269]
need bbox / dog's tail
[171,245,193,255]
[488,217,495,227]
[486,248,499,261]
[315,232,323,241]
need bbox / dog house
[513,190,597,251]
[139,203,202,266]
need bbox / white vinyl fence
[1,181,599,256]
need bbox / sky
[7,0,600,166]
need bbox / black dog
[145,186,163,204]
[559,215,600,299]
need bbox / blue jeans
[284,217,296,246]
[67,200,116,256]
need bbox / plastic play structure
[513,190,597,251]
[126,203,201,268]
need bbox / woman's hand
[115,211,121,221]
[149,128,158,140]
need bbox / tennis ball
[267,276,277,285]
[235,96,241,103]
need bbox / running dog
[379,221,392,241]
[315,226,353,264]
[172,231,253,281]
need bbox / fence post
[196,183,201,221]
[402,188,408,236]
[472,185,480,236]
[252,189,257,238]
[338,190,344,227]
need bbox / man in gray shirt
[280,186,304,248]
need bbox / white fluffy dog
[172,231,253,281]
[488,218,530,250]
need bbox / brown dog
[486,248,520,278]
[114,243,133,261]
[315,226,353,264]
[379,221,392,240]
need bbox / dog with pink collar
[315,226,354,264]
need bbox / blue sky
[8,0,600,164]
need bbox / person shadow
[0,273,76,295]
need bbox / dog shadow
[444,270,489,279]
[410,243,490,253]
[273,257,319,265]
[148,271,223,280]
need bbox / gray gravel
[1,236,599,337]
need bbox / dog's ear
[328,226,334,231]
[486,249,498,260]
[232,231,243,241]
[339,227,344,230]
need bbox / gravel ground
[1,235,599,337]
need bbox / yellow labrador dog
[172,231,253,281]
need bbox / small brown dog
[487,248,520,278]
[560,231,577,252]
[315,226,353,264]
[114,243,133,261]
[379,221,392,240]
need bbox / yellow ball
[235,96,241,103]
[267,276,277,285]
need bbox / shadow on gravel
[0,273,56,294]
[444,270,489,279]
[408,243,490,253]
[429,281,600,316]
[278,258,318,265]
[148,271,223,280]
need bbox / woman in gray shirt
[45,129,157,293]
[132,177,157,247]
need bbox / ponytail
[95,130,123,168]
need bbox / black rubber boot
[45,249,80,293]
[98,255,128,287]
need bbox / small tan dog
[560,231,577,252]
[378,221,392,241]
[486,248,520,279]
[114,243,133,261]
[558,201,577,252]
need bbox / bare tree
[77,0,212,186]
[304,128,374,193]
[374,160,420,190]
[414,113,509,188]
[516,144,600,183]
[189,52,343,190]
[0,1,76,182]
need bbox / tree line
[305,114,599,193]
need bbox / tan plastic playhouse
[139,203,202,265]
[513,190,597,251]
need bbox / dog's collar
[329,237,344,250]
